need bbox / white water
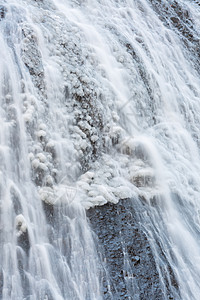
[0,0,200,299]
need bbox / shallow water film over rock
[0,0,200,299]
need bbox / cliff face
[87,199,179,300]
[1,0,200,299]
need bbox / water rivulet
[0,0,200,299]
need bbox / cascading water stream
[0,0,200,299]
[0,2,102,299]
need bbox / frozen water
[0,0,200,299]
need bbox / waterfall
[0,0,200,299]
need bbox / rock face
[87,199,177,300]
[149,0,200,73]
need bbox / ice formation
[0,0,200,299]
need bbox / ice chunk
[112,186,132,200]
[120,137,135,155]
[80,171,95,182]
[91,135,99,142]
[28,152,34,161]
[45,175,54,186]
[32,159,40,169]
[39,187,55,204]
[37,153,46,163]
[38,162,48,172]
[39,123,47,131]
[39,184,77,205]
[36,130,46,138]
[15,214,27,237]
[46,140,55,148]
[92,196,107,207]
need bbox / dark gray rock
[0,6,7,20]
[87,199,178,300]
[21,25,46,93]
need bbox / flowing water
[0,0,200,299]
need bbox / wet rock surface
[149,0,200,72]
[87,199,177,300]
[21,25,46,94]
[0,6,7,20]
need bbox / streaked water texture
[0,0,200,299]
